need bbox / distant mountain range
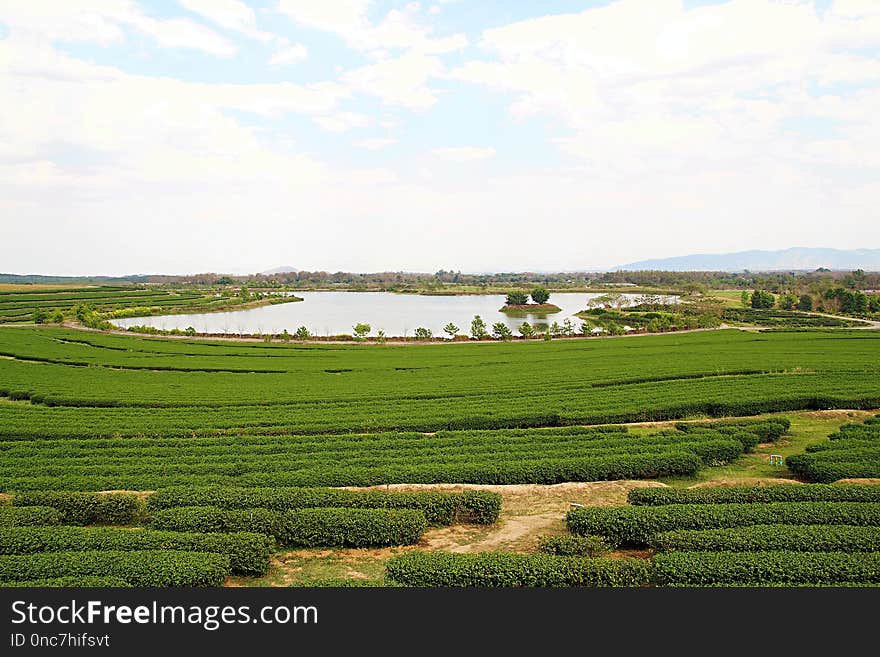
[260,266,300,275]
[614,248,880,272]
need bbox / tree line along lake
[111,291,676,338]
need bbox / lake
[112,291,675,337]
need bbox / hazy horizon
[2,1,879,276]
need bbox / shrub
[653,551,880,586]
[650,524,880,553]
[385,551,650,587]
[1,576,130,587]
[146,487,501,526]
[0,507,61,527]
[0,526,273,576]
[537,534,609,557]
[0,550,230,587]
[567,502,880,546]
[13,491,143,525]
[149,507,427,547]
[627,484,880,506]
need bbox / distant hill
[260,266,300,275]
[614,248,880,272]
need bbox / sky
[1,0,879,276]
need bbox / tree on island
[506,291,529,306]
[443,322,459,339]
[530,286,550,305]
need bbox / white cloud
[450,0,880,175]
[313,112,371,133]
[355,138,397,150]
[178,0,272,42]
[268,42,308,67]
[1,0,238,57]
[276,0,466,55]
[431,147,496,162]
[343,51,443,109]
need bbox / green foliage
[628,483,880,506]
[567,502,880,547]
[721,307,860,327]
[778,293,798,311]
[0,507,62,527]
[750,289,776,309]
[146,487,501,526]
[385,551,651,587]
[651,524,880,553]
[443,322,459,338]
[798,294,814,311]
[413,327,432,340]
[294,326,311,340]
[1,576,130,587]
[352,323,371,339]
[518,322,534,338]
[149,507,428,547]
[0,526,273,576]
[653,551,880,586]
[786,417,880,482]
[470,314,487,339]
[32,308,49,324]
[13,491,143,525]
[491,322,513,339]
[740,291,751,308]
[505,291,529,306]
[0,550,230,587]
[537,534,610,557]
[1,328,878,442]
[530,287,550,305]
[0,425,772,490]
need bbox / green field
[0,285,294,325]
[1,327,878,439]
[1,324,878,587]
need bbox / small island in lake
[499,287,561,313]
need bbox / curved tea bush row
[385,551,651,587]
[0,507,61,527]
[145,487,500,526]
[0,550,230,587]
[674,418,790,441]
[651,524,880,552]
[537,535,610,557]
[653,551,880,586]
[0,526,273,576]
[786,460,880,483]
[785,416,880,482]
[567,502,880,546]
[13,491,143,525]
[149,507,427,548]
[1,452,705,491]
[627,484,880,506]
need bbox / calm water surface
[113,292,674,337]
